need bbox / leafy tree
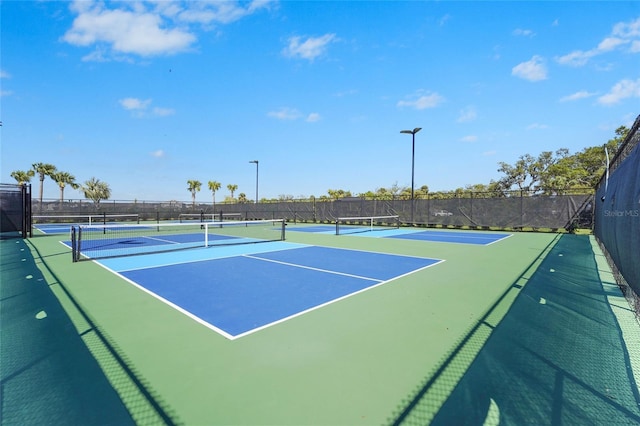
[415,185,429,198]
[81,177,111,208]
[10,169,35,186]
[494,126,630,195]
[208,180,221,210]
[497,150,570,194]
[327,189,352,199]
[238,193,248,203]
[187,180,202,207]
[464,181,505,197]
[359,190,377,198]
[32,162,57,203]
[227,184,238,199]
[51,171,79,204]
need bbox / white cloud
[62,0,273,60]
[556,17,640,67]
[559,90,596,102]
[483,150,497,156]
[598,78,640,105]
[612,16,640,38]
[63,2,196,57]
[306,113,321,122]
[119,97,174,117]
[267,107,302,120]
[512,55,547,81]
[151,149,165,158]
[597,37,627,52]
[397,92,445,110]
[513,28,535,37]
[439,14,451,26]
[457,106,477,122]
[460,135,478,143]
[152,107,176,117]
[555,50,593,67]
[120,97,152,110]
[282,34,337,61]
[176,0,274,25]
[0,68,12,96]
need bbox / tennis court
[289,223,511,245]
[99,243,442,339]
[3,221,639,425]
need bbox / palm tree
[81,177,111,209]
[238,193,247,203]
[208,180,221,210]
[227,183,238,200]
[10,169,35,186]
[51,171,79,205]
[187,180,202,207]
[32,162,57,204]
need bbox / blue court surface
[385,230,511,245]
[99,243,442,339]
[34,223,74,234]
[288,224,511,246]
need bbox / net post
[71,226,77,262]
[335,219,339,235]
[204,222,209,247]
[281,219,286,240]
[72,226,82,262]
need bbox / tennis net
[178,212,243,223]
[335,215,400,235]
[34,213,140,225]
[71,219,286,262]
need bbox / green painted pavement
[3,228,637,425]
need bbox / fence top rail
[31,188,597,206]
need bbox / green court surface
[2,226,639,425]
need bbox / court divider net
[33,213,140,225]
[71,219,286,262]
[178,212,243,223]
[335,215,400,235]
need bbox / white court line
[242,254,383,283]
[93,244,445,340]
[231,257,445,340]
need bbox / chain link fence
[32,189,593,232]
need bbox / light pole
[249,160,259,203]
[400,127,422,224]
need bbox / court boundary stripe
[90,245,445,340]
[109,243,311,273]
[92,260,236,339]
[242,254,383,283]
[230,258,445,340]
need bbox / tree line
[10,125,628,204]
[11,163,111,207]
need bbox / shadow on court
[0,237,174,425]
[392,234,640,425]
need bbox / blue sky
[1,1,639,203]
